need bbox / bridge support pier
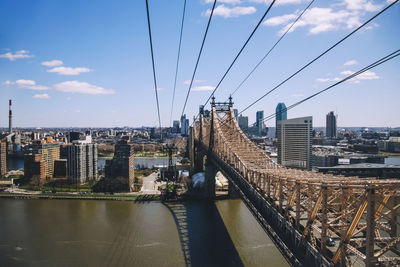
[204,162,217,200]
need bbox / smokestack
[9,99,12,134]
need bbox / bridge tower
[189,96,240,199]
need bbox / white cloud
[341,70,355,75]
[0,50,33,61]
[32,93,50,99]
[41,60,64,67]
[316,78,330,82]
[343,60,358,66]
[66,97,72,101]
[265,7,354,35]
[183,79,205,85]
[5,79,50,90]
[341,0,382,12]
[54,81,115,95]
[364,22,379,30]
[263,14,297,26]
[205,0,241,4]
[205,4,256,18]
[353,70,379,80]
[340,69,379,83]
[47,66,91,75]
[192,85,215,91]
[264,0,382,36]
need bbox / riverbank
[0,192,160,201]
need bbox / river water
[7,156,400,171]
[0,199,288,267]
[7,157,182,171]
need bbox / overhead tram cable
[145,0,163,139]
[231,0,316,96]
[237,0,399,117]
[195,0,399,134]
[199,0,277,112]
[258,49,400,125]
[169,0,187,127]
[189,0,277,126]
[223,49,400,136]
[180,0,217,117]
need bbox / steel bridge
[188,98,400,266]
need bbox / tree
[31,175,41,187]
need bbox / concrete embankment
[0,193,160,201]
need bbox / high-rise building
[0,141,6,177]
[326,111,337,138]
[233,109,238,122]
[275,103,287,137]
[24,154,43,183]
[238,115,249,132]
[277,116,312,170]
[54,159,67,178]
[173,120,180,134]
[67,143,98,184]
[9,99,12,134]
[69,131,80,142]
[180,115,189,136]
[31,132,40,140]
[25,142,60,183]
[256,111,265,135]
[105,140,135,191]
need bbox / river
[7,156,400,171]
[0,198,288,267]
[7,157,182,171]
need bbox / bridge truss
[193,101,400,266]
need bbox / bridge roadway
[189,99,400,267]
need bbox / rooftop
[318,163,400,170]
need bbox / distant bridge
[188,98,400,266]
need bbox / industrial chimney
[9,99,12,134]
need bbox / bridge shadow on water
[163,201,244,267]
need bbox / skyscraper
[9,99,12,134]
[256,111,264,136]
[180,115,189,136]
[275,103,287,138]
[326,111,337,138]
[238,115,248,132]
[0,140,6,177]
[173,120,180,134]
[277,116,312,170]
[67,143,98,184]
[233,109,238,122]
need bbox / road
[140,172,160,194]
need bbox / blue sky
[0,0,399,128]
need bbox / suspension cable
[239,0,399,116]
[181,0,217,117]
[231,0,316,96]
[202,0,277,108]
[201,49,400,140]
[169,0,187,127]
[145,0,163,138]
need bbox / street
[139,172,160,194]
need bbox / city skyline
[0,0,399,128]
